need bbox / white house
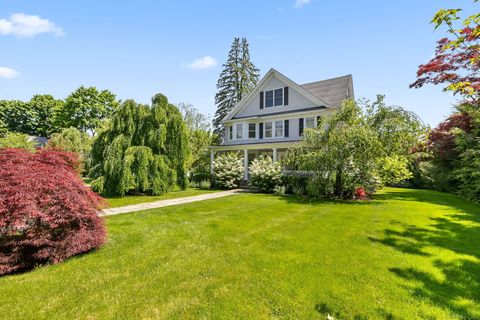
[209,68,354,180]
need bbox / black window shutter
[284,87,289,105]
[316,116,321,126]
[285,119,289,137]
[299,118,304,136]
[260,91,264,109]
[259,123,263,139]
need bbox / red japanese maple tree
[0,148,106,276]
[410,3,480,104]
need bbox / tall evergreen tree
[213,37,260,139]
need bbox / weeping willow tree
[90,94,189,196]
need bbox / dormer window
[265,88,284,108]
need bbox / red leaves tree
[0,148,106,276]
[410,4,480,104]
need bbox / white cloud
[0,67,19,79]
[0,13,64,37]
[185,56,217,70]
[294,0,312,8]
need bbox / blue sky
[0,0,477,126]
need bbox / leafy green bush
[0,132,35,150]
[378,155,413,185]
[199,180,211,190]
[212,153,243,189]
[248,156,282,192]
[273,185,286,195]
[48,127,92,173]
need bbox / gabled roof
[300,74,354,109]
[223,68,331,122]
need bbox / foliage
[0,95,63,137]
[48,127,92,173]
[410,1,480,103]
[199,180,212,190]
[0,100,36,135]
[412,103,480,203]
[0,148,106,276]
[178,102,216,174]
[29,94,64,136]
[90,94,189,196]
[212,152,243,189]
[273,185,286,195]
[365,95,427,157]
[56,86,119,135]
[248,156,282,192]
[213,37,260,139]
[0,132,35,150]
[285,98,424,199]
[285,100,382,198]
[378,155,413,185]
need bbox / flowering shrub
[212,153,243,189]
[249,156,282,192]
[355,187,368,200]
[0,148,106,276]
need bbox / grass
[105,187,219,208]
[1,187,479,319]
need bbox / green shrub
[212,153,243,189]
[248,156,282,192]
[282,173,309,196]
[273,185,286,195]
[378,155,413,185]
[199,180,211,190]
[0,132,35,150]
[48,127,92,174]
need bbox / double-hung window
[275,121,283,137]
[236,123,243,139]
[264,88,284,108]
[248,123,256,139]
[274,88,283,106]
[305,117,316,129]
[264,122,273,138]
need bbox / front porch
[209,141,299,180]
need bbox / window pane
[265,122,272,138]
[274,88,283,106]
[265,90,274,108]
[305,117,315,128]
[236,124,243,139]
[275,121,283,137]
[248,123,256,138]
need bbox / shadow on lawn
[369,189,480,318]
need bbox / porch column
[243,149,248,180]
[272,148,278,162]
[210,150,215,174]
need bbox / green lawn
[1,188,479,319]
[105,187,219,208]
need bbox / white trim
[209,141,300,151]
[223,108,335,124]
[222,68,331,122]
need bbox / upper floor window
[275,121,283,137]
[236,123,243,139]
[264,122,273,138]
[265,88,284,108]
[248,123,256,139]
[228,125,233,140]
[305,117,316,129]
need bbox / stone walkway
[100,189,243,216]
